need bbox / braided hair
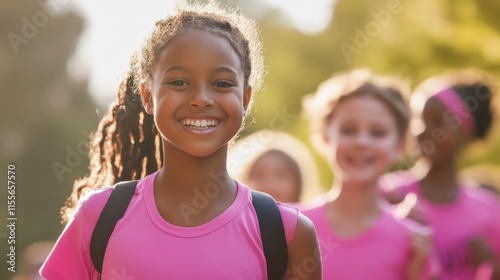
[61,71,163,222]
[61,1,264,223]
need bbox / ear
[140,83,154,115]
[243,86,252,112]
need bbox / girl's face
[141,29,251,157]
[324,95,404,186]
[248,151,300,203]
[415,97,465,164]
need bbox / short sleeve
[276,202,299,246]
[40,188,112,280]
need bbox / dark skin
[153,143,236,226]
[141,30,321,279]
[416,97,500,278]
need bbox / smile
[180,118,219,130]
[346,157,375,167]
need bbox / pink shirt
[395,181,500,280]
[301,201,428,280]
[40,171,298,280]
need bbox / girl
[40,2,321,279]
[382,70,500,279]
[228,130,322,203]
[301,69,435,280]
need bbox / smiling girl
[301,69,435,280]
[40,2,320,279]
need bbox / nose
[354,131,370,146]
[189,84,214,108]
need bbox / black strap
[251,190,288,280]
[90,180,138,274]
[89,182,288,279]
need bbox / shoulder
[286,210,322,279]
[282,201,320,250]
[76,179,144,227]
[276,202,298,247]
[463,185,500,209]
[79,187,114,218]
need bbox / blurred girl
[382,70,500,279]
[228,130,322,203]
[301,69,435,280]
[40,2,320,279]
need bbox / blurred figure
[228,130,322,203]
[300,69,436,280]
[382,69,500,279]
[11,241,54,280]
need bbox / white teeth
[180,119,218,129]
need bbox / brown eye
[341,127,356,135]
[167,80,189,87]
[213,81,234,88]
[371,130,387,137]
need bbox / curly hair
[61,71,163,222]
[61,1,264,223]
[132,1,265,112]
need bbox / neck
[157,142,234,199]
[328,179,381,217]
[419,159,460,203]
[152,142,237,227]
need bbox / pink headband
[434,88,476,135]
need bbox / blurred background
[1,0,500,278]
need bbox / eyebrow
[162,65,188,75]
[213,66,238,76]
[162,65,239,76]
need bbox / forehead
[155,29,243,75]
[333,95,396,123]
[251,151,296,172]
[421,97,447,119]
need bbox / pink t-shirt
[301,201,429,280]
[40,171,298,280]
[395,181,500,280]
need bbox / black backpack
[89,180,288,280]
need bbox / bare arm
[285,212,322,280]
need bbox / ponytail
[61,72,162,223]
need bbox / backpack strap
[251,190,288,280]
[90,180,138,274]
[89,182,288,278]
